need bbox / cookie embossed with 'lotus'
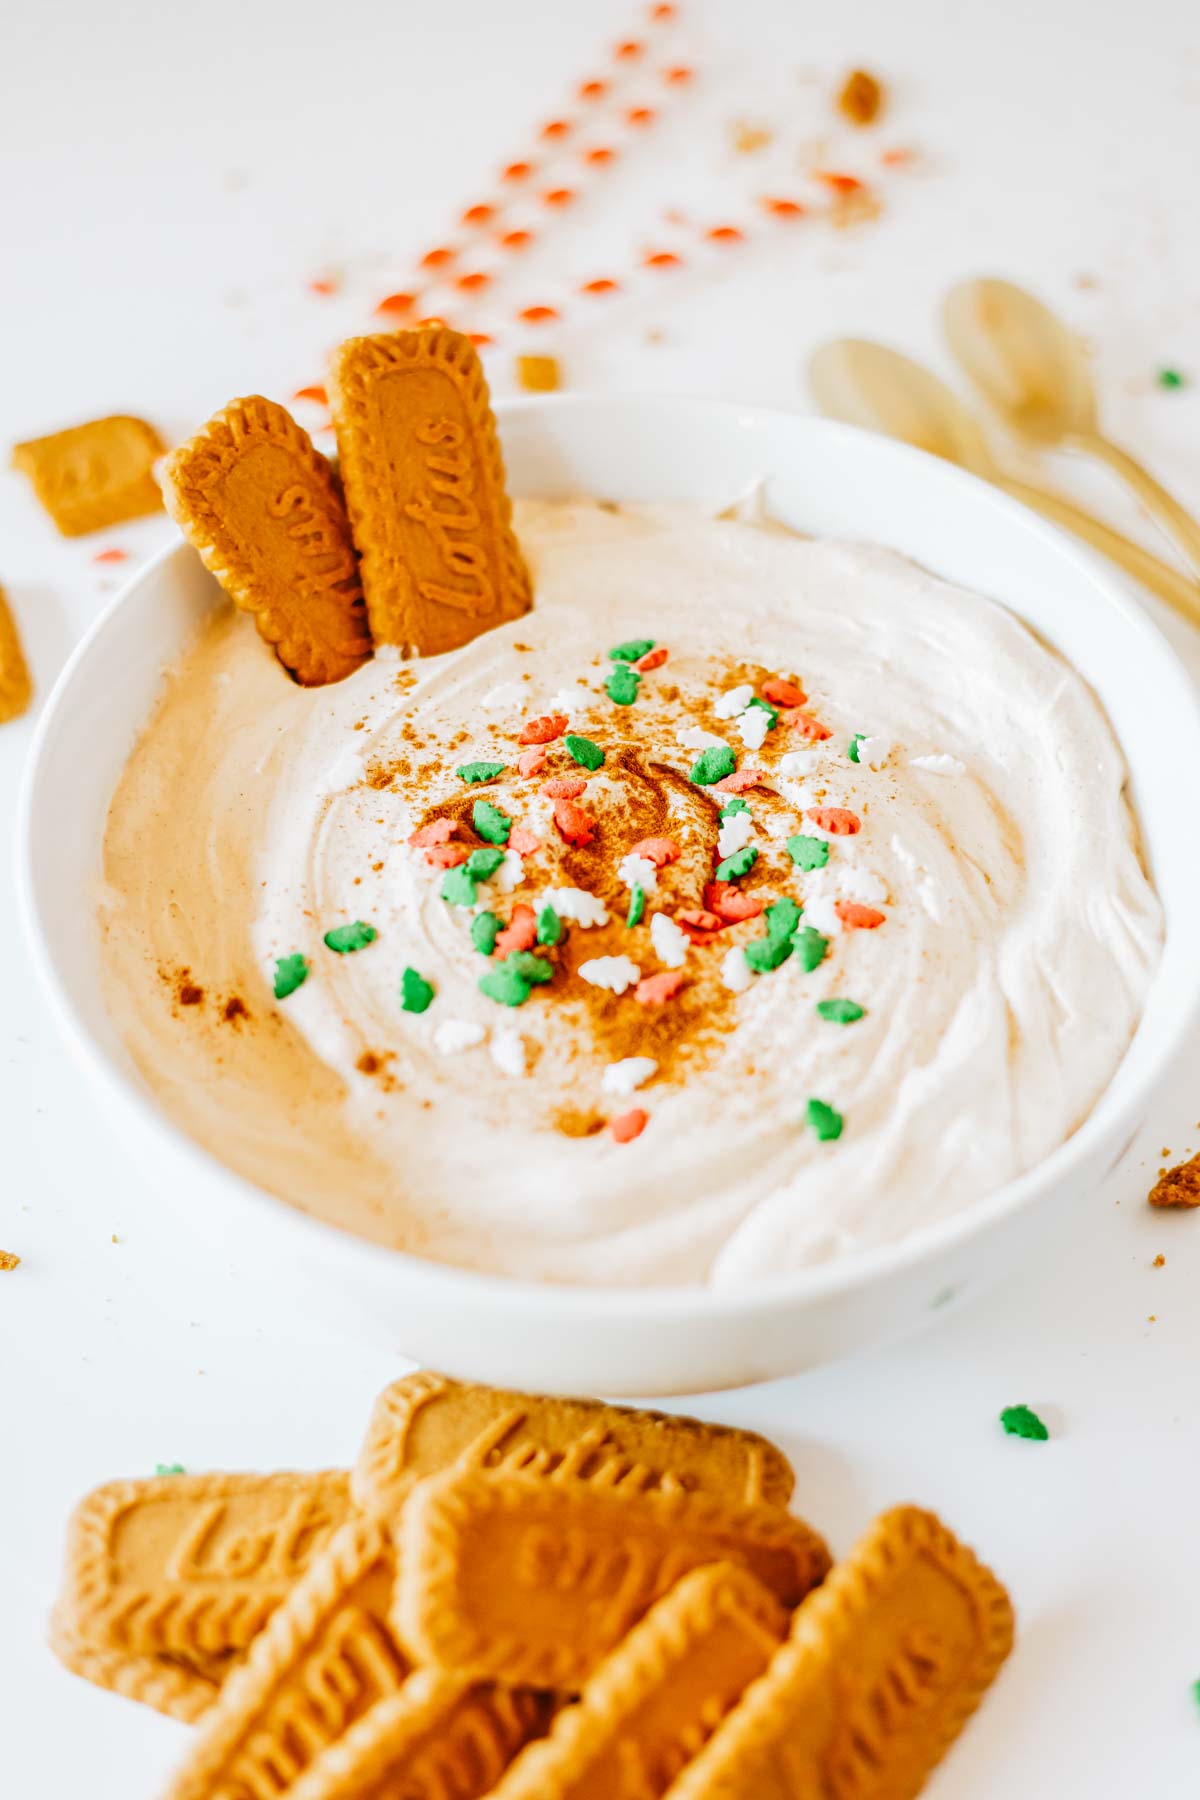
[329,325,532,655]
[162,396,372,685]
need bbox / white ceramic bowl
[19,396,1200,1395]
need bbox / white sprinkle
[717,810,755,859]
[578,955,641,995]
[778,749,822,777]
[910,753,965,776]
[434,1019,487,1056]
[650,912,690,968]
[601,1056,658,1096]
[735,706,771,752]
[677,725,728,751]
[855,733,893,770]
[548,684,592,717]
[720,945,754,993]
[801,894,843,936]
[714,683,754,720]
[540,887,609,927]
[489,1028,528,1077]
[617,853,658,895]
[482,849,525,894]
[481,681,524,711]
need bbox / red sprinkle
[580,277,621,295]
[704,882,765,924]
[461,202,495,225]
[420,246,456,269]
[675,908,726,944]
[627,105,656,126]
[503,161,535,182]
[788,711,833,742]
[806,807,862,836]
[455,270,492,292]
[628,837,680,867]
[836,900,886,930]
[541,119,571,140]
[663,65,694,84]
[508,827,541,856]
[543,776,588,799]
[517,744,550,778]
[425,842,471,869]
[707,225,744,244]
[500,229,535,252]
[615,39,643,58]
[712,768,769,794]
[554,799,597,847]
[761,197,806,218]
[635,971,685,1006]
[292,384,328,405]
[644,250,682,269]
[309,277,338,296]
[650,2,677,18]
[495,904,538,956]
[519,305,561,324]
[610,1108,648,1144]
[585,146,617,165]
[762,676,806,707]
[409,818,457,847]
[632,645,669,671]
[519,713,569,746]
[467,333,494,348]
[816,171,864,194]
[374,292,417,318]
[541,189,575,209]
[880,146,915,168]
[579,79,608,100]
[92,548,129,565]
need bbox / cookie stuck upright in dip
[100,327,1163,1287]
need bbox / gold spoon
[806,338,1200,624]
[943,277,1200,578]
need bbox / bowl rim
[17,393,1200,1321]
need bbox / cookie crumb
[837,69,885,126]
[0,1250,20,1272]
[1148,1151,1200,1208]
[516,355,560,393]
[1153,1253,1165,1268]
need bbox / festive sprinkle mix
[717,810,755,858]
[323,921,378,953]
[425,842,470,869]
[609,1107,649,1143]
[746,696,779,728]
[579,954,642,994]
[704,882,764,923]
[505,950,554,986]
[608,637,656,662]
[627,883,646,928]
[519,713,569,745]
[805,1098,844,1141]
[762,676,806,707]
[508,827,541,856]
[721,944,754,992]
[806,807,861,836]
[479,964,532,1007]
[490,849,526,894]
[714,683,755,720]
[712,767,765,793]
[848,733,865,763]
[543,775,588,799]
[633,645,669,671]
[744,937,790,974]
[619,853,658,894]
[565,733,605,770]
[836,900,886,930]
[715,845,757,882]
[816,998,866,1024]
[441,866,479,907]
[720,796,750,819]
[635,969,685,1005]
[629,836,680,866]
[999,1404,1049,1441]
[744,898,802,973]
[496,905,538,956]
[787,834,830,871]
[434,1019,487,1054]
[605,664,641,706]
[517,744,549,777]
[457,760,507,783]
[471,912,502,956]
[794,926,830,972]
[676,908,724,943]
[409,818,456,847]
[490,1028,527,1077]
[400,967,435,1013]
[791,712,833,742]
[1157,367,1186,390]
[736,706,772,752]
[155,1463,186,1477]
[690,745,737,785]
[540,887,609,926]
[650,911,691,967]
[553,797,597,846]
[602,1056,657,1096]
[465,847,506,880]
[536,903,562,946]
[273,953,309,1000]
[472,799,512,845]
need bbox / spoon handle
[1063,431,1200,579]
[995,475,1200,625]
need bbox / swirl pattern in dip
[99,501,1163,1284]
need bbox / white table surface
[3,1,1199,1791]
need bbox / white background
[3,1,1200,1792]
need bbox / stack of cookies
[49,1374,1014,1798]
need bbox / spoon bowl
[942,277,1098,445]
